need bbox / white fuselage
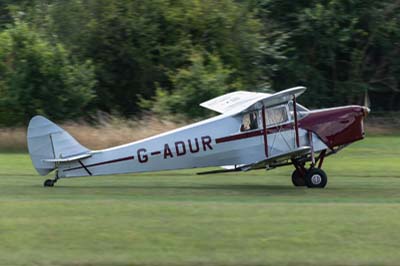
[59,110,327,178]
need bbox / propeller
[363,90,371,117]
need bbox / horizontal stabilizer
[42,152,92,163]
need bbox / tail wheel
[43,172,59,187]
[291,169,306,186]
[44,179,54,187]
[305,168,327,188]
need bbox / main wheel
[44,179,54,187]
[305,168,327,188]
[291,169,306,186]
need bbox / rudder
[27,116,90,176]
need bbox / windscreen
[264,105,289,126]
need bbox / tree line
[0,0,399,125]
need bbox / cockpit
[240,111,259,131]
[240,102,309,132]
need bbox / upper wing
[200,86,306,115]
[199,91,270,114]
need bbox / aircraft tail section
[27,116,90,176]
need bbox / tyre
[44,179,54,187]
[291,169,306,186]
[305,168,327,188]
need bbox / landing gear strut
[44,171,59,187]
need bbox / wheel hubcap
[311,174,322,185]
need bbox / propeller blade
[364,90,371,108]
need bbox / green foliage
[0,21,95,125]
[258,0,400,108]
[27,0,266,116]
[0,0,399,124]
[150,51,234,118]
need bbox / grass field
[0,136,400,266]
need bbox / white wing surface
[200,91,270,114]
[200,87,306,115]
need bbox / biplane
[27,87,369,188]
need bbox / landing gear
[43,171,59,187]
[304,168,327,188]
[291,149,328,188]
[291,167,328,188]
[291,169,306,186]
[44,179,55,187]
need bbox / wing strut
[293,95,300,147]
[261,105,268,158]
[308,131,315,165]
[78,160,92,176]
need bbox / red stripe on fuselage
[215,123,293,144]
[216,130,263,143]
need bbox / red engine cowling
[299,106,367,149]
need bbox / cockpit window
[288,101,309,120]
[240,111,259,132]
[264,105,289,126]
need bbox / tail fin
[27,116,90,176]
